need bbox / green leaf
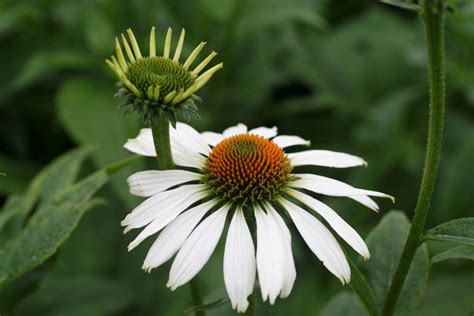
[380,0,421,12]
[0,155,136,287]
[360,210,430,311]
[431,245,474,263]
[425,217,474,246]
[0,171,107,286]
[348,257,379,316]
[0,147,90,236]
[320,292,366,316]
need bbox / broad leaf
[431,245,474,263]
[0,155,137,287]
[361,210,430,311]
[320,292,366,316]
[0,147,90,237]
[348,257,379,316]
[425,218,474,246]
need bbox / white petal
[171,140,206,168]
[127,188,208,250]
[290,173,394,206]
[124,128,155,156]
[288,150,367,168]
[124,128,205,168]
[167,203,231,290]
[224,207,256,313]
[128,170,201,197]
[281,199,350,284]
[272,135,310,148]
[171,123,211,155]
[248,126,278,139]
[121,184,206,230]
[264,203,296,298]
[201,131,224,146]
[223,123,247,137]
[351,195,380,212]
[287,189,370,259]
[142,199,218,272]
[254,204,284,304]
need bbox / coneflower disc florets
[106,27,223,125]
[204,134,292,205]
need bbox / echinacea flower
[122,123,393,312]
[106,27,222,125]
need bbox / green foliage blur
[0,0,472,315]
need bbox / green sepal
[115,82,200,126]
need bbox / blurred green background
[0,0,473,315]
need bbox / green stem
[150,117,205,316]
[381,1,446,315]
[151,116,174,170]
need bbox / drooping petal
[287,189,370,259]
[142,199,218,272]
[171,123,211,155]
[124,128,156,156]
[201,131,224,146]
[248,126,277,139]
[264,203,296,298]
[288,150,367,168]
[224,207,256,313]
[124,128,204,168]
[121,184,206,230]
[127,170,201,197]
[281,199,351,284]
[290,174,394,204]
[254,204,285,304]
[167,204,231,290]
[223,123,247,137]
[272,135,310,148]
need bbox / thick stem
[151,117,204,316]
[151,116,174,170]
[381,1,446,315]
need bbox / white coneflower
[122,123,393,313]
[106,27,222,125]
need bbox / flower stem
[150,117,205,316]
[381,1,446,315]
[151,116,174,170]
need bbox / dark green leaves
[431,245,474,263]
[0,149,138,287]
[348,258,379,316]
[361,211,430,311]
[425,218,474,246]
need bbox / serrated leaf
[348,258,379,316]
[431,245,474,263]
[0,171,107,287]
[0,147,90,237]
[360,210,430,311]
[425,217,474,246]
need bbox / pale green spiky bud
[105,26,223,125]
